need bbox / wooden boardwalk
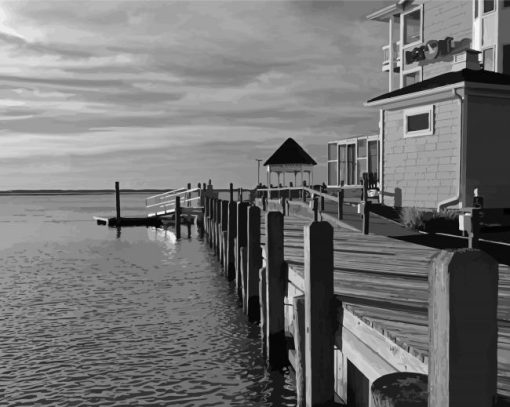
[260,213,510,398]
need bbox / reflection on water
[0,194,295,406]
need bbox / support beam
[175,196,181,240]
[429,249,498,407]
[304,221,334,406]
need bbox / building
[328,0,510,210]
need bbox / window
[475,0,479,17]
[403,68,422,87]
[327,142,337,185]
[368,140,379,183]
[403,105,434,138]
[338,145,346,186]
[483,47,495,71]
[357,139,367,185]
[484,0,495,13]
[403,7,422,46]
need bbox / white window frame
[327,142,338,187]
[403,104,434,138]
[401,5,424,48]
[482,0,497,15]
[402,66,423,87]
[482,45,496,71]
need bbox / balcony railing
[382,41,401,72]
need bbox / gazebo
[263,138,317,189]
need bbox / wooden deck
[260,213,510,398]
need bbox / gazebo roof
[263,138,317,166]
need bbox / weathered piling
[115,181,121,224]
[227,201,237,281]
[212,198,218,251]
[236,202,249,300]
[175,196,181,239]
[293,295,306,407]
[221,201,228,267]
[247,205,261,321]
[204,196,209,235]
[259,266,267,354]
[216,199,221,256]
[371,372,427,407]
[429,249,498,407]
[265,211,287,369]
[304,221,334,406]
[229,183,234,202]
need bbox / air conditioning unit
[452,49,482,71]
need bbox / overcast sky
[0,0,390,190]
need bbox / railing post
[227,200,237,281]
[115,181,121,225]
[247,205,262,321]
[468,208,481,249]
[361,174,370,235]
[304,221,335,406]
[429,249,498,407]
[338,181,344,220]
[320,185,325,212]
[187,183,191,207]
[229,183,234,203]
[238,187,243,202]
[265,211,287,369]
[236,202,249,300]
[302,187,306,203]
[175,196,181,239]
[312,196,318,222]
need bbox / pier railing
[146,187,202,217]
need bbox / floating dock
[93,216,163,227]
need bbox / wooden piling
[293,295,306,407]
[372,372,427,407]
[468,208,481,249]
[221,201,228,267]
[304,221,334,406]
[362,201,371,235]
[216,199,221,256]
[175,196,181,239]
[265,211,287,369]
[320,185,325,211]
[227,201,237,281]
[208,198,213,248]
[229,183,234,202]
[247,205,261,321]
[115,181,121,224]
[236,202,249,300]
[212,198,217,251]
[259,266,267,354]
[429,249,498,407]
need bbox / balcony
[382,41,401,72]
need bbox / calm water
[0,194,295,406]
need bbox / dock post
[211,198,216,251]
[238,187,243,202]
[304,221,334,406]
[259,266,267,355]
[115,181,121,225]
[175,196,181,239]
[247,205,261,321]
[468,208,481,249]
[338,181,344,220]
[227,201,237,281]
[265,211,288,369]
[229,183,234,203]
[221,201,228,268]
[236,202,249,300]
[320,185,325,212]
[204,196,209,235]
[216,199,221,257]
[429,249,498,407]
[361,201,370,235]
[293,295,306,407]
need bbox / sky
[0,0,391,190]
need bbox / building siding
[383,99,460,209]
[402,1,473,81]
[464,93,510,207]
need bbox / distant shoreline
[0,189,172,196]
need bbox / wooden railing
[146,187,202,217]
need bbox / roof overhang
[267,164,314,172]
[366,3,400,22]
[364,81,510,109]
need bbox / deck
[260,212,510,398]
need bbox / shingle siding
[383,99,460,208]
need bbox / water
[0,194,295,406]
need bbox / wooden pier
[147,182,510,406]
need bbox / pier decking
[260,212,510,399]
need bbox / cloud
[0,0,390,189]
